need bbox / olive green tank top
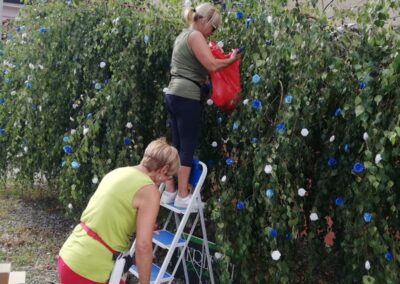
[59,167,154,283]
[167,29,208,101]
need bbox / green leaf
[355,105,365,117]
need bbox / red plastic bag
[209,42,241,112]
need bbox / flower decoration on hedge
[276,123,286,134]
[95,83,101,91]
[252,99,261,109]
[265,39,272,46]
[99,61,106,68]
[242,99,249,105]
[363,132,369,141]
[374,154,382,164]
[344,144,350,153]
[123,137,131,145]
[384,252,393,262]
[144,35,149,44]
[270,228,278,238]
[284,96,293,104]
[298,188,306,197]
[25,81,32,89]
[267,16,273,24]
[71,161,80,169]
[226,158,233,166]
[233,121,240,130]
[264,164,272,174]
[0,129,5,136]
[335,197,344,206]
[359,81,366,90]
[329,135,335,142]
[236,201,245,210]
[83,126,89,135]
[236,11,244,20]
[327,158,337,167]
[310,213,319,221]
[63,145,73,154]
[252,74,260,84]
[211,141,218,147]
[250,137,257,144]
[92,175,99,184]
[217,117,223,125]
[68,203,73,210]
[271,250,281,260]
[334,107,341,117]
[363,212,372,223]
[206,99,213,105]
[39,27,47,33]
[265,189,273,199]
[126,122,133,129]
[285,232,292,241]
[365,260,371,270]
[0,98,5,105]
[63,136,69,143]
[353,162,364,174]
[221,175,226,183]
[301,128,309,137]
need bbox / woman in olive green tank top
[162,3,240,208]
[58,138,179,284]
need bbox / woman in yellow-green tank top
[58,138,180,284]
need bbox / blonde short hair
[140,138,180,176]
[183,3,221,29]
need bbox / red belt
[80,222,120,259]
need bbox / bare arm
[132,185,160,284]
[188,30,239,72]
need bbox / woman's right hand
[230,48,240,63]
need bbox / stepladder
[125,160,215,284]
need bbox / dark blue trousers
[165,95,201,167]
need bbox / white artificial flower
[38,65,44,70]
[38,105,42,112]
[271,250,281,260]
[13,168,20,175]
[107,159,112,164]
[310,213,319,221]
[374,154,382,164]
[72,103,78,109]
[23,146,28,153]
[206,99,213,106]
[29,63,35,70]
[211,141,218,147]
[10,91,16,96]
[217,41,224,48]
[221,175,227,183]
[242,99,249,105]
[22,33,27,39]
[298,188,306,197]
[329,135,335,142]
[106,95,111,101]
[365,260,371,270]
[99,62,106,68]
[126,122,133,129]
[68,203,73,210]
[71,129,77,135]
[92,175,99,184]
[301,128,309,137]
[83,127,89,135]
[214,252,224,260]
[363,132,369,141]
[69,117,74,122]
[267,16,273,24]
[264,164,272,174]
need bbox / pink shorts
[58,256,125,284]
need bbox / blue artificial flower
[284,96,293,104]
[0,98,5,105]
[335,197,344,206]
[63,145,73,154]
[144,35,149,44]
[327,158,337,167]
[32,104,37,111]
[236,201,245,210]
[265,189,273,199]
[236,11,244,20]
[226,158,234,166]
[71,161,80,169]
[86,113,93,119]
[38,27,47,33]
[233,121,240,130]
[270,228,278,238]
[265,39,272,46]
[335,108,341,117]
[5,78,11,84]
[344,144,350,153]
[384,252,393,262]
[359,81,366,90]
[217,117,223,125]
[123,137,131,145]
[245,18,251,29]
[104,79,110,85]
[353,162,364,174]
[25,81,32,89]
[95,83,101,91]
[16,27,21,33]
[251,99,262,109]
[363,212,372,223]
[3,70,7,75]
[276,123,286,134]
[285,232,292,241]
[0,129,5,136]
[63,136,69,143]
[250,137,257,144]
[252,74,261,84]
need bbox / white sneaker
[173,193,202,209]
[160,191,177,204]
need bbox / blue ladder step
[129,263,173,283]
[153,230,186,249]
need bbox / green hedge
[0,0,399,282]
